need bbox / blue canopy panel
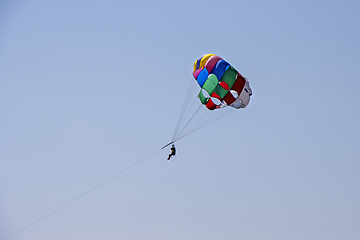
[210,59,230,81]
[196,68,209,87]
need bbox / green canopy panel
[198,90,209,104]
[213,84,229,99]
[201,74,218,96]
[220,66,238,89]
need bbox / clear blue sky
[1,0,359,239]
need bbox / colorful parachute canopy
[193,54,252,110]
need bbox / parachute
[170,54,252,144]
[193,53,252,110]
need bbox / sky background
[1,0,360,239]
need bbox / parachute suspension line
[172,79,194,141]
[172,104,202,142]
[194,106,234,131]
[174,108,213,140]
[172,79,199,142]
[175,106,235,142]
[172,94,196,142]
[174,103,213,140]
[172,80,193,140]
[172,80,196,141]
[171,78,237,143]
[175,97,200,138]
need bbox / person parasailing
[167,144,176,160]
